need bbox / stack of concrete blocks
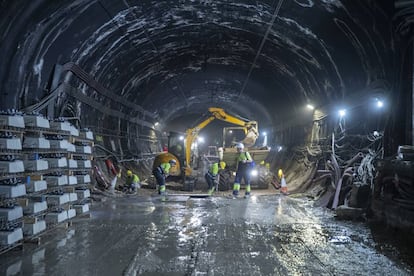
[20,197,47,237]
[0,113,26,247]
[44,193,70,225]
[22,115,50,173]
[0,206,24,246]
[20,115,53,237]
[71,129,94,216]
[0,114,25,176]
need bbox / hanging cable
[236,0,284,102]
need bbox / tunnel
[1,0,414,275]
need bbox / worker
[205,161,226,195]
[124,170,140,193]
[153,159,177,196]
[232,143,253,198]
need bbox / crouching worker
[205,161,226,195]
[124,170,140,193]
[152,159,177,196]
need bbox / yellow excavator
[183,107,259,175]
[153,107,266,191]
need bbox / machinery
[153,107,269,191]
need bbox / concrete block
[80,130,93,140]
[67,209,76,219]
[0,228,23,245]
[0,160,24,173]
[45,211,67,224]
[26,180,47,193]
[49,140,69,150]
[68,159,77,168]
[23,115,50,128]
[67,176,77,186]
[0,184,26,198]
[46,193,70,205]
[75,145,92,154]
[44,175,67,186]
[76,174,91,184]
[0,206,23,221]
[23,201,47,215]
[68,193,78,202]
[45,157,67,168]
[22,137,50,149]
[0,138,22,150]
[50,121,71,132]
[75,189,90,200]
[77,160,91,168]
[73,203,89,214]
[23,160,48,171]
[67,143,76,152]
[23,220,46,236]
[0,115,24,128]
[69,126,79,137]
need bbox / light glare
[306,104,315,110]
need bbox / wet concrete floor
[0,194,412,275]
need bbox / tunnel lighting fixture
[229,130,233,134]
[154,122,159,126]
[179,136,184,140]
[262,131,267,136]
[376,99,384,108]
[306,104,315,110]
[338,109,346,117]
[278,146,282,152]
[197,136,205,143]
[373,130,379,137]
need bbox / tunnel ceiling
[0,0,397,136]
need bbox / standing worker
[232,143,253,198]
[153,159,177,197]
[125,170,140,193]
[205,161,226,195]
[280,171,288,195]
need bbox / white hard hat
[236,143,244,149]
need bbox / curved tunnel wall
[0,1,407,181]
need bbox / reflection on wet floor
[0,194,412,275]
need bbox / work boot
[244,193,251,199]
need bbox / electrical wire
[236,0,284,102]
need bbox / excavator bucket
[242,129,258,147]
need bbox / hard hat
[278,169,283,178]
[218,147,223,152]
[169,159,177,165]
[219,161,226,169]
[236,143,244,149]
[127,170,132,176]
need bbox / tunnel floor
[0,193,412,275]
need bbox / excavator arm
[184,107,259,175]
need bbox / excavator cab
[167,131,185,169]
